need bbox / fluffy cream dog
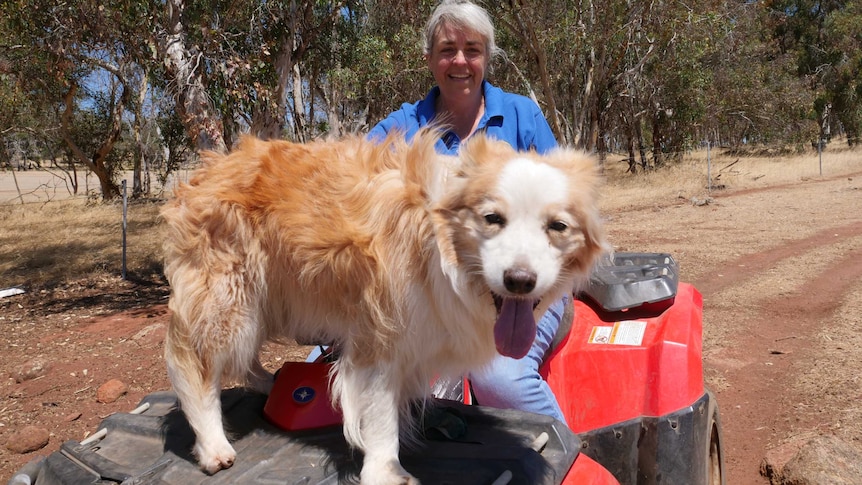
[161,130,605,485]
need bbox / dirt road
[604,172,862,483]
[0,170,99,203]
[0,170,172,204]
[2,167,862,484]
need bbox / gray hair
[422,0,499,61]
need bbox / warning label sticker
[588,320,647,346]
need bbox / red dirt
[2,169,862,484]
[598,171,862,484]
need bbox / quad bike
[10,253,724,485]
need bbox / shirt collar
[420,81,504,125]
[420,81,505,152]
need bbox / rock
[690,196,714,206]
[63,412,83,422]
[5,425,50,454]
[761,435,810,484]
[767,435,862,485]
[131,322,165,343]
[13,358,51,383]
[96,379,128,403]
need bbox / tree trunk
[501,2,562,142]
[252,1,302,140]
[161,0,226,153]
[636,118,648,171]
[625,131,637,173]
[651,112,662,167]
[250,39,294,140]
[132,73,149,197]
[292,63,307,142]
[59,82,123,200]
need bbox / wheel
[706,392,726,485]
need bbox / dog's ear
[399,128,461,206]
[430,206,466,289]
[551,149,610,277]
[457,134,517,174]
[572,204,610,275]
[430,208,458,264]
[429,154,478,288]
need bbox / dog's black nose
[503,268,537,294]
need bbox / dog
[161,129,606,485]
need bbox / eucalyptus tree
[0,37,34,170]
[768,0,862,146]
[155,0,354,146]
[488,0,716,165]
[340,0,440,129]
[4,0,855,198]
[819,1,862,145]
[0,0,148,199]
[695,4,817,150]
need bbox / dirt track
[2,167,862,484]
[604,172,862,483]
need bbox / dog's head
[432,135,607,359]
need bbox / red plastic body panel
[541,283,704,433]
[264,283,704,482]
[265,361,474,430]
[563,454,621,485]
[263,361,342,430]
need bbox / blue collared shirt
[368,81,557,155]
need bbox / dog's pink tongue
[494,298,537,359]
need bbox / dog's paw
[195,440,236,475]
[360,458,420,485]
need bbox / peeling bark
[160,0,226,153]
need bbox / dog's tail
[163,256,269,444]
[162,168,270,389]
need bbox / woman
[369,0,557,156]
[369,0,568,424]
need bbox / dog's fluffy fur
[161,130,605,485]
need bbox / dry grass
[0,143,859,291]
[600,143,862,211]
[0,199,165,288]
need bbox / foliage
[768,0,862,145]
[1,0,861,198]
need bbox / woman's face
[426,23,487,103]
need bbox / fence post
[707,141,712,194]
[122,180,127,280]
[818,139,823,176]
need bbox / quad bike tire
[706,392,726,485]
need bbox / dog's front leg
[335,364,419,485]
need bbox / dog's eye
[484,213,506,226]
[548,221,568,232]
